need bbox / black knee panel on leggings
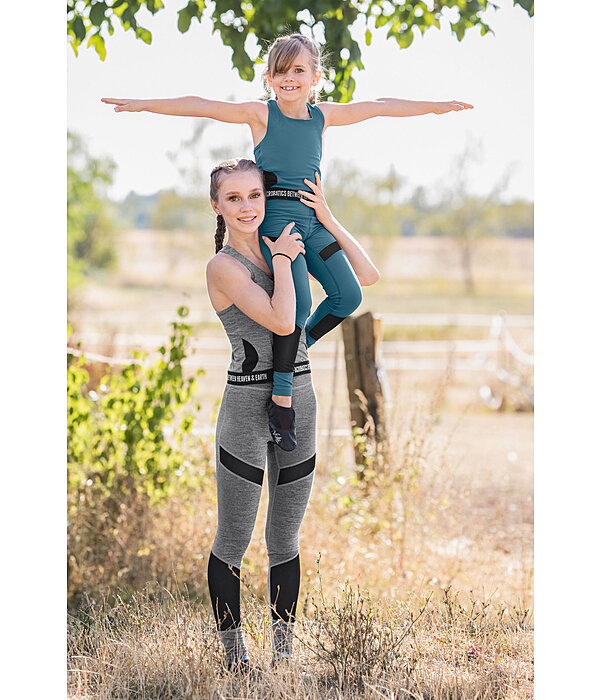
[270,554,300,623]
[208,550,241,630]
[273,326,302,374]
[308,314,345,342]
[318,240,341,260]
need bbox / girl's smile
[268,49,320,105]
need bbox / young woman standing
[204,157,378,672]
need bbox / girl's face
[211,170,265,237]
[267,49,320,103]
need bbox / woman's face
[211,170,265,236]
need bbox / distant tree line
[67,131,119,295]
[67,128,532,302]
[113,169,533,239]
[115,189,213,232]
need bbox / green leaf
[393,28,414,49]
[112,1,127,18]
[87,32,107,60]
[147,0,165,13]
[374,13,388,29]
[514,0,534,16]
[187,0,206,19]
[72,16,86,41]
[451,20,466,42]
[89,2,107,27]
[365,28,372,46]
[480,22,494,37]
[177,8,192,33]
[135,26,152,44]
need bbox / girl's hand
[262,222,305,262]
[101,97,145,113]
[297,172,333,227]
[432,100,474,115]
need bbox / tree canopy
[68,1,533,102]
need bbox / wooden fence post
[341,312,386,469]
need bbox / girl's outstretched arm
[318,98,473,127]
[298,173,380,286]
[101,96,266,125]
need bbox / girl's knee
[337,279,362,316]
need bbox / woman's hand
[101,97,145,113]
[298,172,380,286]
[432,100,474,115]
[297,172,334,227]
[262,222,305,262]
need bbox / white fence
[68,311,533,373]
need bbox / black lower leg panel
[273,325,303,374]
[269,554,300,623]
[208,550,241,630]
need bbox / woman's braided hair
[263,33,326,104]
[209,158,264,253]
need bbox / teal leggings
[259,200,362,397]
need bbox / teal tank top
[254,99,325,191]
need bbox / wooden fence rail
[68,312,533,463]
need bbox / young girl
[102,33,473,450]
[204,157,377,671]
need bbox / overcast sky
[67,0,533,203]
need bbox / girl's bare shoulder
[315,100,337,114]
[245,99,269,122]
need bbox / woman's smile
[212,171,266,234]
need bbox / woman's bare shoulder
[206,251,251,286]
[206,252,246,311]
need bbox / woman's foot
[271,652,292,667]
[267,399,296,451]
[226,654,251,674]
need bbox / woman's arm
[206,223,304,334]
[298,173,380,286]
[101,96,266,125]
[318,98,473,127]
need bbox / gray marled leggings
[207,374,317,663]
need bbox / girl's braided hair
[263,33,325,104]
[209,158,264,253]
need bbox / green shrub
[67,306,210,599]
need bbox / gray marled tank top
[215,244,310,384]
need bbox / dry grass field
[67,229,533,698]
